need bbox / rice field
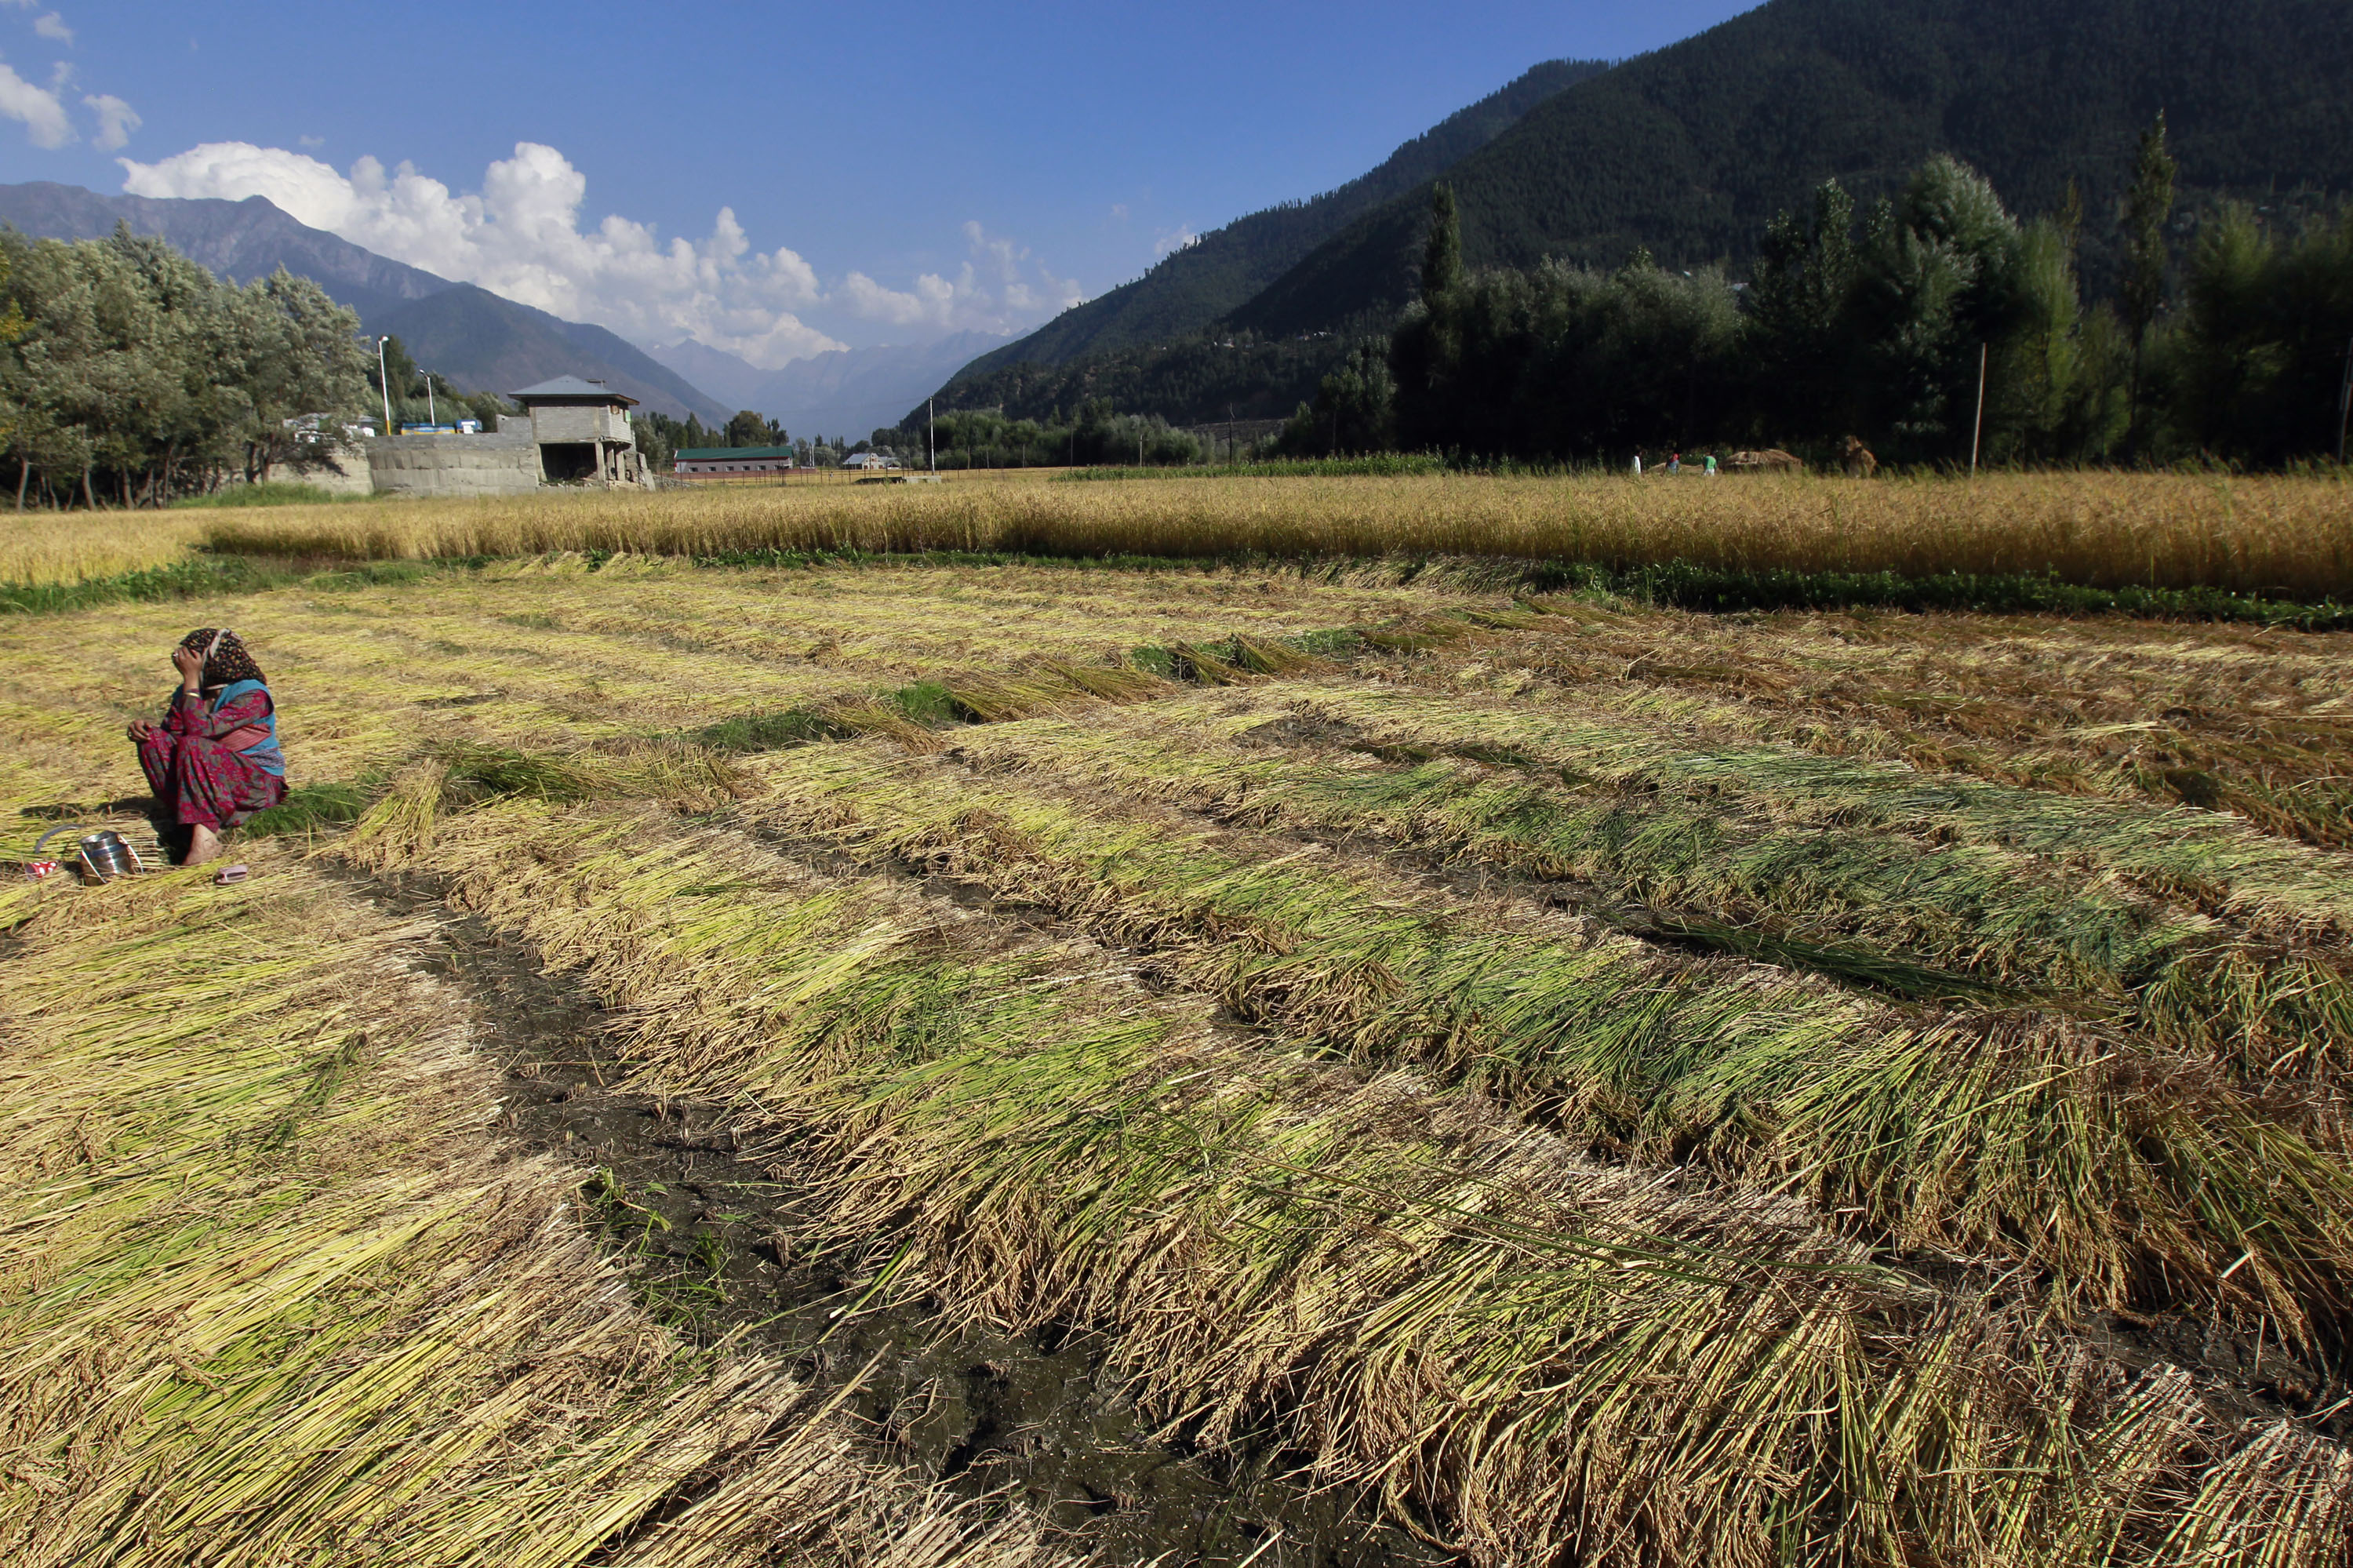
[4,468,2346,598]
[6,490,2353,1564]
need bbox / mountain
[929,0,2353,430]
[0,180,733,421]
[1232,0,2353,337]
[945,57,1609,388]
[370,286,731,424]
[648,331,1000,437]
[0,180,453,325]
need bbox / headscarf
[178,628,266,689]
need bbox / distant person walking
[1631,451,1643,476]
[1704,454,1718,477]
[1667,451,1682,475]
[126,628,286,868]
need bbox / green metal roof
[675,446,796,460]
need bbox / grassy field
[5,485,2353,1564]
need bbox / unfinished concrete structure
[510,376,654,489]
[368,431,544,497]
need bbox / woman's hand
[171,645,205,690]
[125,718,154,744]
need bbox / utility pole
[423,369,436,427]
[375,337,392,435]
[1969,341,1989,478]
[2337,331,2353,466]
[928,398,936,472]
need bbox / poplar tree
[2121,111,2177,449]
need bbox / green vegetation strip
[0,555,467,616]
[332,784,2350,1566]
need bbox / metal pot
[35,824,146,883]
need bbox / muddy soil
[365,875,1447,1568]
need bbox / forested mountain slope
[946,57,1606,387]
[1234,0,2353,337]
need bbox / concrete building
[510,376,654,489]
[369,430,543,497]
[674,445,797,478]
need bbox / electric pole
[1969,341,1988,477]
[928,398,936,472]
[2337,332,2353,466]
[375,337,392,435]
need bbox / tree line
[0,224,379,508]
[870,400,1204,471]
[1283,118,2353,469]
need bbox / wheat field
[5,491,2353,1564]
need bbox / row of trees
[1286,121,2353,468]
[631,409,878,473]
[0,225,377,507]
[871,400,1203,470]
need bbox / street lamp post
[374,337,392,435]
[423,369,436,427]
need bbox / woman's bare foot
[184,824,223,868]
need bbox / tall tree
[1420,183,1462,302]
[2121,111,2177,449]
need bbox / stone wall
[367,432,543,497]
[289,449,375,497]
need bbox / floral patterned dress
[138,684,287,831]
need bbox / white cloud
[119,140,1082,366]
[1111,202,1129,221]
[82,91,133,150]
[1154,225,1199,259]
[838,220,1082,334]
[120,140,845,368]
[33,12,70,43]
[0,53,69,147]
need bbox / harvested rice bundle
[0,860,1059,1568]
[1292,682,2353,941]
[951,692,2353,1084]
[1457,606,2353,848]
[338,788,2353,1566]
[740,740,2353,1332]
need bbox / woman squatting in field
[125,628,286,867]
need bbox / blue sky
[0,1,1756,363]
